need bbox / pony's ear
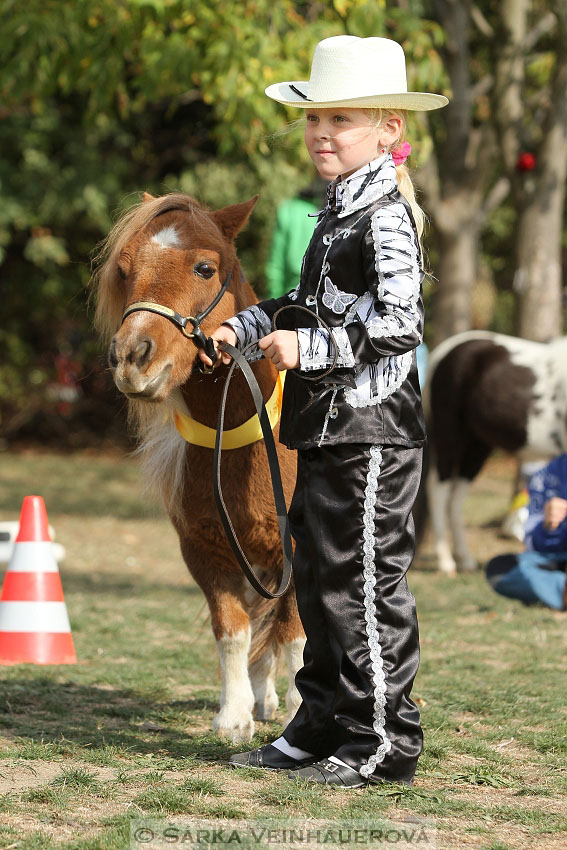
[142,192,155,203]
[212,196,259,241]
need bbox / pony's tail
[248,581,279,667]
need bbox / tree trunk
[421,0,493,346]
[494,0,567,340]
[434,220,479,343]
[515,201,563,340]
[516,3,567,339]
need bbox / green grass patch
[1,451,566,848]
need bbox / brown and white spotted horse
[422,330,567,574]
[91,192,304,740]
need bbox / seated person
[486,453,567,610]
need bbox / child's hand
[543,497,567,530]
[258,331,300,371]
[198,325,237,367]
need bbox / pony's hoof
[213,710,255,743]
[253,683,279,721]
[255,701,278,722]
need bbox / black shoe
[287,759,368,788]
[229,744,316,771]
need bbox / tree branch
[480,177,510,219]
[470,4,493,38]
[522,11,556,51]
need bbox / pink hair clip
[392,141,412,166]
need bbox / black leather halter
[120,267,234,367]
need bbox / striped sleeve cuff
[297,327,355,372]
[224,305,272,362]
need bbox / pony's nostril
[108,338,119,369]
[133,337,154,366]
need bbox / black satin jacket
[227,155,427,450]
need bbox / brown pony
[91,192,304,741]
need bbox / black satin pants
[283,443,423,783]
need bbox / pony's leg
[281,636,304,723]
[273,587,304,724]
[214,624,255,741]
[246,565,304,725]
[249,644,279,721]
[181,540,255,742]
[245,567,280,721]
[427,466,457,575]
[448,478,477,571]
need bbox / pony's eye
[117,265,127,280]
[194,263,216,280]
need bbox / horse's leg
[215,623,255,741]
[245,569,280,721]
[451,437,493,571]
[249,643,279,721]
[181,539,255,742]
[448,478,477,571]
[273,582,304,724]
[247,574,304,724]
[281,636,304,723]
[427,464,457,575]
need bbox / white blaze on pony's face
[106,195,258,403]
[110,229,223,401]
[150,225,183,250]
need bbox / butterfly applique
[321,277,357,315]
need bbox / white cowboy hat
[265,35,448,112]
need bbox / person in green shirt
[265,182,325,298]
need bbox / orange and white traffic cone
[0,496,76,665]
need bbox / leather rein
[120,271,338,600]
[119,267,293,600]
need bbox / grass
[0,449,566,849]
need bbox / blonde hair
[367,109,425,243]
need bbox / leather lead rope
[213,343,293,599]
[213,309,339,599]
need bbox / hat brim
[265,81,448,111]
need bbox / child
[486,453,567,610]
[200,35,448,787]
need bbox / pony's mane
[90,191,253,522]
[90,193,217,342]
[90,193,218,518]
[129,390,189,523]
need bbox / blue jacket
[525,454,567,552]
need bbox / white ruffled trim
[334,328,356,368]
[359,445,391,778]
